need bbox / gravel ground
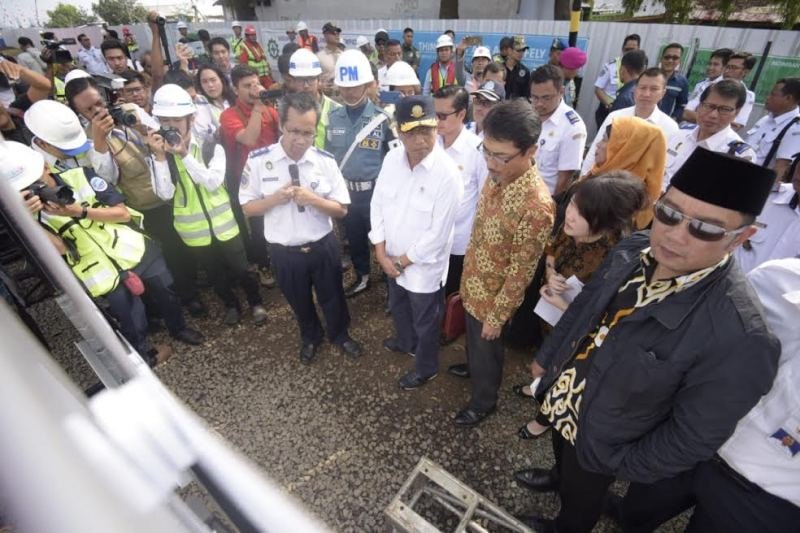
[29,266,686,533]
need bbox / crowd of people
[0,14,799,532]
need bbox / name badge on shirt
[766,415,800,459]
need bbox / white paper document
[533,275,585,326]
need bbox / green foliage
[622,0,797,27]
[45,3,97,28]
[92,0,149,25]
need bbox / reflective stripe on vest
[172,144,239,246]
[230,37,244,56]
[54,76,66,103]
[41,167,146,297]
[614,56,622,95]
[431,62,456,92]
[242,42,271,78]
[315,95,338,149]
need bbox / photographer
[147,84,267,327]
[65,75,204,317]
[0,141,203,367]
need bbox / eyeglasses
[698,102,736,115]
[290,76,317,86]
[662,54,681,61]
[284,128,316,140]
[530,93,558,103]
[122,86,144,95]
[653,201,755,242]
[724,64,744,71]
[478,142,523,165]
[435,110,459,120]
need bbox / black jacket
[536,233,780,483]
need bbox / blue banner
[384,30,589,81]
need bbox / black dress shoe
[383,337,415,357]
[514,468,559,493]
[447,363,470,378]
[512,383,536,399]
[453,405,496,426]
[518,423,549,440]
[300,343,318,365]
[172,328,204,346]
[338,338,363,359]
[398,370,437,390]
[516,514,554,533]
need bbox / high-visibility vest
[39,167,146,298]
[229,36,244,58]
[53,75,66,103]
[240,41,271,78]
[172,143,239,247]
[315,94,340,149]
[430,61,456,93]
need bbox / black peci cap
[395,95,437,133]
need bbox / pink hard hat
[245,25,257,35]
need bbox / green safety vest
[240,41,271,78]
[40,167,146,298]
[315,94,340,149]
[54,75,66,103]
[172,144,239,247]
[230,36,244,58]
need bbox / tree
[92,0,148,25]
[45,3,97,28]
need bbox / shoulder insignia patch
[314,147,335,159]
[572,132,585,140]
[89,176,109,192]
[565,110,580,125]
[248,146,271,159]
[727,141,750,155]
[679,122,697,130]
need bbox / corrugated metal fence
[4,20,799,137]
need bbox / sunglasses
[436,109,459,120]
[653,201,754,242]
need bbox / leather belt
[270,232,331,254]
[346,180,374,192]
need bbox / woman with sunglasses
[581,116,666,229]
[513,172,647,440]
[193,64,236,144]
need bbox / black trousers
[465,311,505,411]
[622,457,800,533]
[192,235,262,310]
[387,279,443,378]
[342,188,373,277]
[444,254,464,298]
[141,204,197,303]
[595,102,610,130]
[270,232,350,345]
[104,240,186,354]
[229,184,270,270]
[551,431,616,533]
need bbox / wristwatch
[393,260,405,273]
[80,206,89,219]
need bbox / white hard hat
[24,100,91,156]
[436,34,454,49]
[0,141,45,191]
[334,49,374,88]
[176,21,188,29]
[356,36,369,48]
[472,46,491,61]
[231,20,242,28]
[288,49,322,77]
[64,69,93,85]
[385,61,420,87]
[296,21,308,32]
[152,84,196,118]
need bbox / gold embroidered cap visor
[396,95,437,132]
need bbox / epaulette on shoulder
[679,122,697,130]
[248,146,271,159]
[727,140,750,155]
[565,110,580,125]
[314,147,335,159]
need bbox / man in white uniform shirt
[681,48,732,123]
[735,164,800,273]
[433,86,487,298]
[663,80,756,190]
[531,64,586,196]
[582,68,679,175]
[77,34,111,76]
[240,92,363,364]
[370,95,463,390]
[746,77,800,181]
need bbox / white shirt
[77,46,111,76]
[193,95,229,144]
[686,75,722,103]
[685,79,753,127]
[377,65,389,92]
[439,127,487,256]
[239,142,350,246]
[746,107,800,169]
[734,184,800,274]
[719,258,800,507]
[150,136,227,201]
[594,58,620,99]
[369,144,463,293]
[534,100,586,194]
[582,105,679,175]
[663,124,755,190]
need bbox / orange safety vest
[431,61,456,92]
[298,34,319,53]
